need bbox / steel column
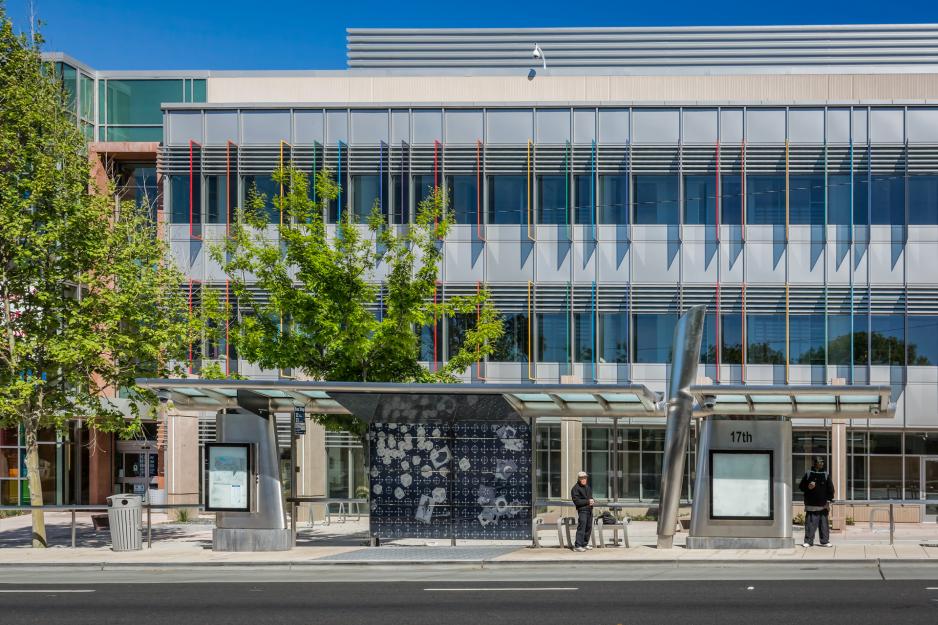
[656,304,706,549]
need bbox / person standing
[799,456,835,548]
[570,471,594,552]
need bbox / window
[869,432,902,500]
[536,313,568,363]
[789,174,825,225]
[870,174,905,226]
[447,314,472,361]
[789,315,826,365]
[206,175,228,224]
[537,175,568,225]
[619,427,641,499]
[746,314,785,365]
[684,175,717,225]
[79,73,94,123]
[418,319,442,363]
[827,314,860,366]
[828,175,849,225]
[584,427,612,499]
[574,174,594,224]
[746,175,785,225]
[600,312,629,363]
[391,174,409,223]
[445,175,478,224]
[490,313,529,362]
[599,174,628,224]
[103,79,188,142]
[573,312,593,363]
[721,315,743,365]
[908,316,938,366]
[57,63,78,114]
[326,433,365,501]
[847,430,868,500]
[535,425,561,499]
[633,175,679,225]
[632,314,676,363]
[791,430,830,502]
[169,175,189,224]
[871,315,905,366]
[700,313,718,364]
[242,175,279,224]
[412,174,436,217]
[721,174,743,225]
[909,175,938,225]
[104,79,183,125]
[487,175,527,225]
[573,312,631,365]
[351,175,386,222]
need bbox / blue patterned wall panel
[369,421,531,540]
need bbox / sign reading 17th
[729,430,753,444]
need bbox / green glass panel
[79,73,94,121]
[81,122,94,141]
[58,62,77,114]
[192,79,206,102]
[106,126,163,142]
[105,79,184,125]
[98,80,106,125]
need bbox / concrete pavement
[3,512,938,568]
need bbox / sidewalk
[2,513,937,567]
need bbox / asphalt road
[1,579,937,625]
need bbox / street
[1,571,938,625]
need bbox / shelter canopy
[136,379,893,422]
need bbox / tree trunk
[24,423,47,548]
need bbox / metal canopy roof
[690,385,893,419]
[136,379,894,421]
[136,380,660,422]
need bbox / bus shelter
[140,376,891,551]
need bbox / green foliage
[209,166,503,434]
[0,8,194,543]
[793,512,806,526]
[845,516,855,526]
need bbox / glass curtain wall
[535,425,561,500]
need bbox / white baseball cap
[577,471,588,478]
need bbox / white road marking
[424,587,577,592]
[0,589,95,593]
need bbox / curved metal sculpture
[656,305,706,549]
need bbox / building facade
[14,25,938,522]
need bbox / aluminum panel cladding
[368,421,532,540]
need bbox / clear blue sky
[7,0,938,70]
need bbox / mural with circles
[368,421,532,540]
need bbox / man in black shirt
[799,456,835,548]
[570,471,594,552]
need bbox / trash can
[107,494,142,551]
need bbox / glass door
[923,458,938,521]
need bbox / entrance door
[923,458,938,521]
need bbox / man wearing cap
[799,456,835,548]
[570,471,595,552]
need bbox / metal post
[656,305,706,549]
[889,503,894,546]
[71,509,76,548]
[147,504,152,548]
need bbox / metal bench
[594,515,630,548]
[532,514,567,548]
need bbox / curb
[0,558,934,570]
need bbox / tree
[210,166,503,436]
[0,9,194,546]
